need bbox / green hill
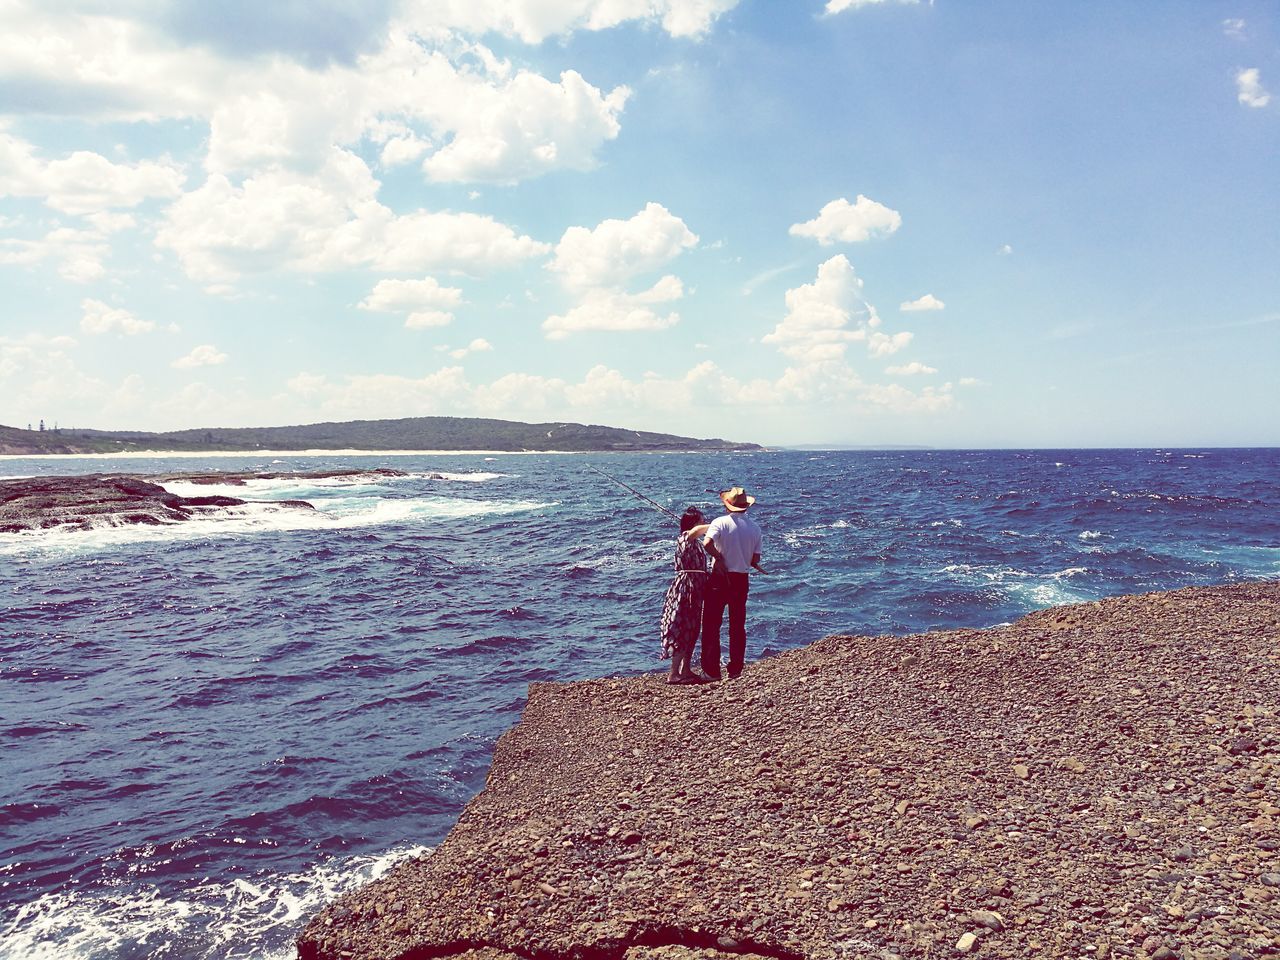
[0,417,762,455]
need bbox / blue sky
[1,0,1276,447]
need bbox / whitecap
[1078,530,1103,541]
[0,496,556,557]
[0,844,430,960]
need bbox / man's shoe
[726,665,742,679]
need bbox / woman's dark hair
[679,506,705,532]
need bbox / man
[700,486,765,680]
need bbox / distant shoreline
[0,448,767,460]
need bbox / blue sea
[2,448,1277,959]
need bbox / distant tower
[38,419,45,432]
[27,423,31,431]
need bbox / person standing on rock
[659,507,711,685]
[700,487,766,680]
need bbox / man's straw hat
[719,487,756,512]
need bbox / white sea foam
[938,562,1089,607]
[0,496,555,556]
[160,471,506,501]
[1078,530,1104,541]
[0,845,431,960]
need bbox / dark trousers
[701,570,750,677]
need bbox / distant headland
[0,417,763,456]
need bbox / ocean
[1,448,1277,959]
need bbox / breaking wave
[2,845,430,960]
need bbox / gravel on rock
[297,582,1280,960]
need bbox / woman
[659,506,711,685]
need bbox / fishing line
[585,464,680,521]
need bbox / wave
[159,471,507,501]
[0,844,430,960]
[937,562,1091,608]
[0,496,555,556]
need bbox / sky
[0,0,1276,448]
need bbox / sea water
[2,448,1277,959]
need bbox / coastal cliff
[299,582,1280,960]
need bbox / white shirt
[704,512,762,574]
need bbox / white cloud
[1237,68,1271,108]
[544,204,697,339]
[0,225,114,283]
[405,311,454,329]
[80,299,155,336]
[156,150,549,284]
[449,338,493,359]
[359,277,464,317]
[380,135,431,167]
[997,243,1013,256]
[825,0,919,13]
[282,357,951,424]
[398,0,741,43]
[1,7,633,188]
[0,133,185,216]
[900,293,945,312]
[550,202,698,290]
[958,377,986,387]
[868,330,912,356]
[543,275,684,339]
[1223,18,1246,39]
[885,361,936,376]
[172,344,228,369]
[416,66,631,184]
[761,255,868,363]
[789,195,902,246]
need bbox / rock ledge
[300,582,1280,960]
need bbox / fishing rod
[585,463,680,521]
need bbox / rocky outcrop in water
[0,474,314,532]
[299,582,1280,960]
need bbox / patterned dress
[659,532,708,659]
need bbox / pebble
[955,931,980,953]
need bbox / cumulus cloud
[543,276,684,339]
[868,330,912,356]
[789,195,902,246]
[997,244,1013,256]
[550,203,698,290]
[282,357,951,424]
[172,344,229,369]
[80,299,156,336]
[0,132,184,216]
[885,361,936,376]
[1237,68,1271,108]
[156,150,549,284]
[761,255,869,363]
[398,0,741,43]
[0,225,112,283]
[825,0,920,13]
[1,6,632,188]
[358,277,464,328]
[544,204,697,339]
[448,338,493,359]
[900,293,945,312]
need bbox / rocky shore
[0,472,335,532]
[299,582,1279,960]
